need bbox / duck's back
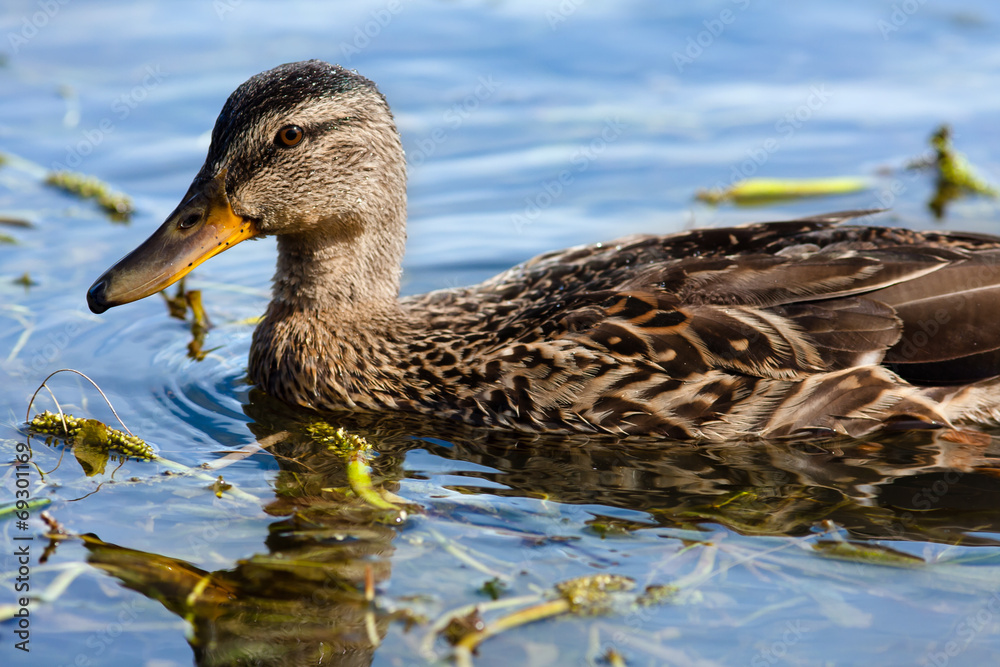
[401,211,1000,439]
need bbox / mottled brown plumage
[89,61,1000,441]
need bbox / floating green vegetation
[27,409,261,499]
[914,124,999,218]
[478,577,508,601]
[211,475,233,498]
[696,123,999,217]
[0,208,31,245]
[813,539,926,567]
[696,176,870,205]
[601,648,627,667]
[555,573,637,615]
[0,497,52,520]
[25,369,260,501]
[13,271,37,288]
[585,514,655,538]
[445,574,677,664]
[307,422,404,511]
[0,215,33,228]
[29,410,154,460]
[637,583,680,606]
[308,421,372,455]
[44,170,133,221]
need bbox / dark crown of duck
[88,60,1000,441]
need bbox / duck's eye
[275,125,304,147]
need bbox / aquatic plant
[696,176,869,204]
[28,410,154,460]
[44,170,133,220]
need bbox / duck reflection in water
[77,390,1000,667]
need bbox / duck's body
[249,213,1000,439]
[89,61,1000,440]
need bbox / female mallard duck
[88,60,1000,441]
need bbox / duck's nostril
[178,212,201,229]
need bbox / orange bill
[87,170,258,314]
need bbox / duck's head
[87,60,407,314]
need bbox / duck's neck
[270,225,404,313]
[250,223,413,411]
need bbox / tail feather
[758,366,952,439]
[927,377,1000,426]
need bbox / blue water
[3,1,1000,665]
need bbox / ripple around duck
[83,308,264,467]
[153,328,265,462]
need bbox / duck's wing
[876,250,1000,384]
[464,236,1000,438]
[466,212,1000,385]
[578,244,1000,383]
[468,211,1000,315]
[555,248,928,380]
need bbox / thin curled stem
[26,368,134,436]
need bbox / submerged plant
[45,170,133,221]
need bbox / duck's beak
[87,170,259,314]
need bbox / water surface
[3,1,1000,665]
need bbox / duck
[87,60,1000,441]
